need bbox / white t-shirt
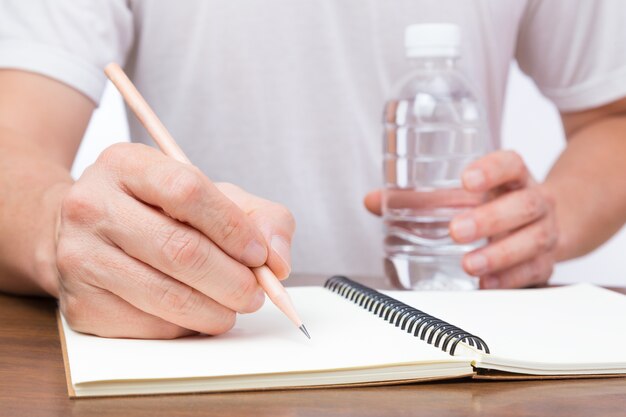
[1,1,626,278]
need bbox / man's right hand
[56,142,295,339]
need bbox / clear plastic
[382,57,490,290]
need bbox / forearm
[543,114,626,261]
[0,127,72,296]
[0,70,94,296]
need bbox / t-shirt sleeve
[0,0,133,105]
[515,0,626,112]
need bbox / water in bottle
[383,23,490,290]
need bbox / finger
[97,143,268,267]
[364,190,382,216]
[462,150,530,193]
[216,183,296,280]
[450,187,549,243]
[59,279,195,339]
[248,207,294,280]
[101,192,265,314]
[59,236,240,335]
[480,255,554,290]
[462,216,557,276]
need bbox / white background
[72,64,626,286]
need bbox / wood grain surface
[1,274,625,417]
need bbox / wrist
[33,182,72,297]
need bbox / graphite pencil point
[299,324,311,339]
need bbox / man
[1,1,625,338]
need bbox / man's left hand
[449,150,558,289]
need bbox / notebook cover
[472,369,626,381]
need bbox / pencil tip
[299,324,311,339]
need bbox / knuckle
[507,255,552,289]
[504,150,526,178]
[523,257,548,285]
[158,226,209,273]
[55,241,83,278]
[522,189,544,220]
[204,205,250,252]
[549,215,560,245]
[505,150,522,163]
[545,193,557,211]
[60,294,88,331]
[153,280,198,316]
[97,143,133,168]
[527,259,542,281]
[505,150,523,166]
[218,211,243,243]
[60,186,102,225]
[507,265,531,289]
[474,209,496,236]
[535,224,557,252]
[165,167,205,207]
[96,145,119,166]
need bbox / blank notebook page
[390,284,626,371]
[62,287,464,385]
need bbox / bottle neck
[407,56,458,70]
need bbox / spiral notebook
[57,276,626,397]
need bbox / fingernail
[466,253,488,275]
[271,235,291,275]
[241,240,267,266]
[452,217,476,241]
[482,276,500,289]
[464,169,485,189]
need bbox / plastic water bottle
[382,23,490,290]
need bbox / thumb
[364,189,383,216]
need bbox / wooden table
[1,275,625,417]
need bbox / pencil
[104,62,310,340]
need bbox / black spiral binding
[324,276,490,356]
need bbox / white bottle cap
[405,23,461,58]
